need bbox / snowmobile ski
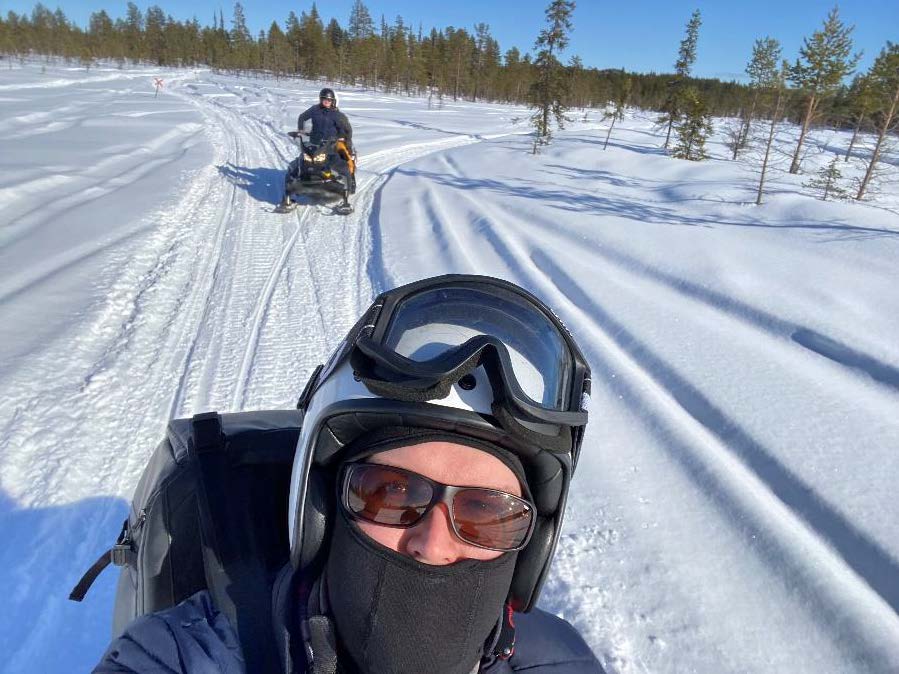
[274,198,297,214]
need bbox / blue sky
[7,0,897,80]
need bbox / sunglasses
[340,463,536,552]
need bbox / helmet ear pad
[510,452,567,610]
[298,467,334,572]
[510,516,555,610]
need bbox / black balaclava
[324,428,523,674]
[326,508,517,674]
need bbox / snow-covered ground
[1,62,898,673]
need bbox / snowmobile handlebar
[289,131,348,143]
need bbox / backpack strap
[190,411,281,673]
[69,518,137,602]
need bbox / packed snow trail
[2,64,898,673]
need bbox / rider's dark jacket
[298,104,353,150]
[94,589,604,673]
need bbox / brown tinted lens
[346,464,433,526]
[453,489,533,550]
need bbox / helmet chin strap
[300,573,338,674]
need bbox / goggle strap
[355,334,488,379]
[357,373,575,454]
[354,348,483,402]
[491,403,573,454]
[358,370,462,403]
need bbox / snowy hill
[1,63,898,673]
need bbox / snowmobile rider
[298,88,353,151]
[289,87,354,180]
[95,275,604,674]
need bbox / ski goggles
[347,277,591,429]
[341,462,536,551]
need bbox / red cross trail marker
[154,78,164,98]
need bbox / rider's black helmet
[319,88,337,105]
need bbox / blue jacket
[95,590,604,673]
[297,104,353,148]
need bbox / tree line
[1,0,753,113]
[2,1,895,201]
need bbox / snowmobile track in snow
[230,205,315,410]
[528,253,899,669]
[397,166,899,671]
[441,185,899,625]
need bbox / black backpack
[70,409,303,672]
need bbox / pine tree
[267,21,291,77]
[52,8,76,60]
[347,1,378,87]
[123,2,143,61]
[671,86,712,160]
[450,29,476,100]
[300,4,327,78]
[88,10,118,61]
[230,2,253,70]
[735,37,781,159]
[724,119,745,160]
[804,156,849,200]
[382,15,407,92]
[498,47,521,100]
[788,7,860,173]
[659,9,701,150]
[325,18,347,80]
[145,6,166,66]
[348,0,374,40]
[529,0,576,150]
[285,12,302,74]
[856,42,899,200]
[844,73,877,161]
[567,54,586,109]
[603,76,631,150]
[1,13,22,62]
[756,60,790,205]
[471,23,491,100]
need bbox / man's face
[321,97,333,108]
[354,441,521,565]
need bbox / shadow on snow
[217,163,285,206]
[533,252,899,656]
[0,488,129,673]
[396,165,899,242]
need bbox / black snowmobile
[277,131,356,215]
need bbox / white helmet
[288,274,591,610]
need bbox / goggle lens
[343,463,534,551]
[382,286,571,410]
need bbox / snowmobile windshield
[347,277,590,428]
